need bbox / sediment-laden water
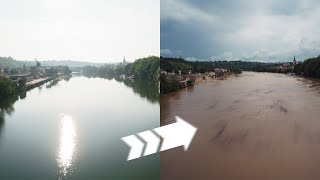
[161,71,320,180]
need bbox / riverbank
[0,74,71,103]
[160,71,240,94]
[23,74,73,91]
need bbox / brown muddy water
[161,71,320,180]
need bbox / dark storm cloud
[161,0,320,62]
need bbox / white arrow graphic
[153,116,197,151]
[137,130,161,156]
[121,116,197,161]
[121,135,145,161]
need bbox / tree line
[160,57,248,74]
[293,56,320,78]
[160,57,298,74]
[82,56,160,82]
[0,65,72,101]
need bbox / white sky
[0,0,160,62]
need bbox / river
[0,75,159,179]
[161,71,320,180]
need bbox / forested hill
[0,56,103,69]
[0,57,32,69]
[161,56,320,77]
[160,57,277,73]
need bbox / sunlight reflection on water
[57,114,77,179]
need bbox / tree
[4,67,9,74]
[294,56,320,78]
[22,65,27,73]
[9,68,19,75]
[59,66,72,75]
[0,78,15,100]
[18,78,26,88]
[160,74,180,94]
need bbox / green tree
[294,55,320,78]
[9,68,19,75]
[18,78,26,88]
[22,65,27,73]
[59,66,72,75]
[160,74,180,94]
[4,67,9,74]
[0,78,15,100]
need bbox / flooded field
[161,72,320,180]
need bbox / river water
[0,76,159,180]
[161,71,320,180]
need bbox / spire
[293,56,297,64]
[123,56,126,63]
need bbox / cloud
[160,48,183,56]
[160,49,172,55]
[161,0,320,62]
[161,0,216,24]
[185,57,200,61]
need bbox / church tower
[293,56,297,65]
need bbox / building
[45,67,58,77]
[208,72,216,78]
[160,70,167,75]
[123,56,128,65]
[293,56,298,65]
[9,72,34,85]
[214,68,227,77]
[120,74,126,79]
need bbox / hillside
[0,56,104,69]
[160,57,294,74]
[0,57,33,69]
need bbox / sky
[0,0,159,62]
[161,0,320,62]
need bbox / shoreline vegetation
[160,55,320,94]
[80,56,160,102]
[0,62,72,101]
[0,56,160,103]
[160,57,242,94]
[81,56,160,83]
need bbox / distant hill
[0,57,104,69]
[160,57,282,74]
[0,57,32,69]
[40,60,104,68]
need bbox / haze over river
[0,76,159,180]
[161,71,320,180]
